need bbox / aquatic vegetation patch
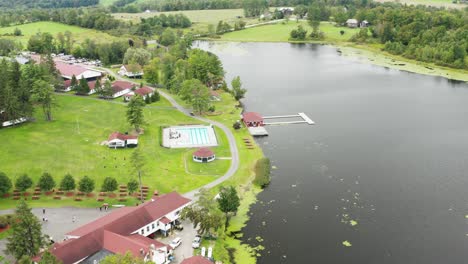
[342,240,352,247]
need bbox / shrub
[15,174,33,192]
[127,179,139,194]
[253,158,271,188]
[0,172,12,196]
[60,174,75,191]
[78,176,95,194]
[101,177,118,192]
[151,90,160,102]
[38,172,55,192]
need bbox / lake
[195,41,468,264]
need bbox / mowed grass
[220,21,360,42]
[0,94,232,209]
[0,21,122,46]
[113,9,260,33]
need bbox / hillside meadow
[0,94,232,209]
[0,21,122,45]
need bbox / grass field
[220,21,360,42]
[113,9,260,33]
[99,0,119,6]
[0,94,233,209]
[0,21,122,46]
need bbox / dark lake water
[195,41,468,264]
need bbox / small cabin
[346,19,358,28]
[193,148,215,163]
[107,132,138,148]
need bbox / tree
[144,58,160,85]
[31,79,55,121]
[130,148,145,201]
[6,200,45,260]
[187,49,224,86]
[123,48,152,66]
[38,172,55,192]
[243,0,268,17]
[181,189,225,237]
[98,80,114,98]
[160,28,176,46]
[101,177,118,192]
[126,95,146,132]
[15,174,33,192]
[127,179,138,194]
[38,251,61,264]
[70,75,77,89]
[217,186,240,228]
[231,76,246,101]
[308,4,322,39]
[13,28,22,36]
[0,172,12,196]
[76,78,90,95]
[180,79,210,115]
[151,89,160,102]
[78,176,95,193]
[101,252,145,264]
[60,174,75,191]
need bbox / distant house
[111,80,135,98]
[360,20,369,28]
[242,112,264,127]
[209,90,221,101]
[124,86,155,101]
[55,61,103,81]
[107,132,138,148]
[33,192,191,264]
[14,56,31,65]
[346,19,359,28]
[193,148,216,163]
[279,7,294,17]
[118,64,144,78]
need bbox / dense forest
[0,0,98,9]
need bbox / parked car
[170,237,182,249]
[192,235,201,248]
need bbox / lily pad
[350,220,358,226]
[342,240,352,247]
[465,215,468,219]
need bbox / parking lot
[159,219,197,263]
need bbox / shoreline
[199,37,468,83]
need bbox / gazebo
[193,148,215,163]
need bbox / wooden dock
[263,112,315,126]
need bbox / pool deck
[162,125,218,148]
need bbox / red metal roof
[112,81,135,92]
[193,148,215,158]
[56,61,87,77]
[242,112,263,123]
[159,216,171,225]
[135,86,154,96]
[108,132,138,142]
[43,192,190,264]
[181,256,213,264]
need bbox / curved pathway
[97,67,240,200]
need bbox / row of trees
[0,0,98,9]
[0,171,141,195]
[0,56,58,124]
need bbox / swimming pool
[176,127,209,145]
[162,125,218,148]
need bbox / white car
[170,237,182,249]
[192,235,201,248]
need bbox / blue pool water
[176,127,209,145]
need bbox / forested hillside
[0,0,99,9]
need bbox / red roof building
[55,61,102,80]
[36,192,191,264]
[193,148,215,163]
[181,256,213,264]
[111,81,135,98]
[135,86,154,96]
[242,112,264,127]
[108,132,138,148]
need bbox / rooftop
[193,148,215,158]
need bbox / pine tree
[77,78,90,95]
[78,176,95,194]
[38,172,55,191]
[6,200,45,260]
[38,250,61,264]
[126,95,146,132]
[70,75,78,89]
[101,177,117,192]
[60,173,75,191]
[0,172,12,196]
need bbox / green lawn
[0,94,232,209]
[99,0,119,6]
[0,21,122,46]
[220,21,360,42]
[113,9,260,34]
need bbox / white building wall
[131,203,188,237]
